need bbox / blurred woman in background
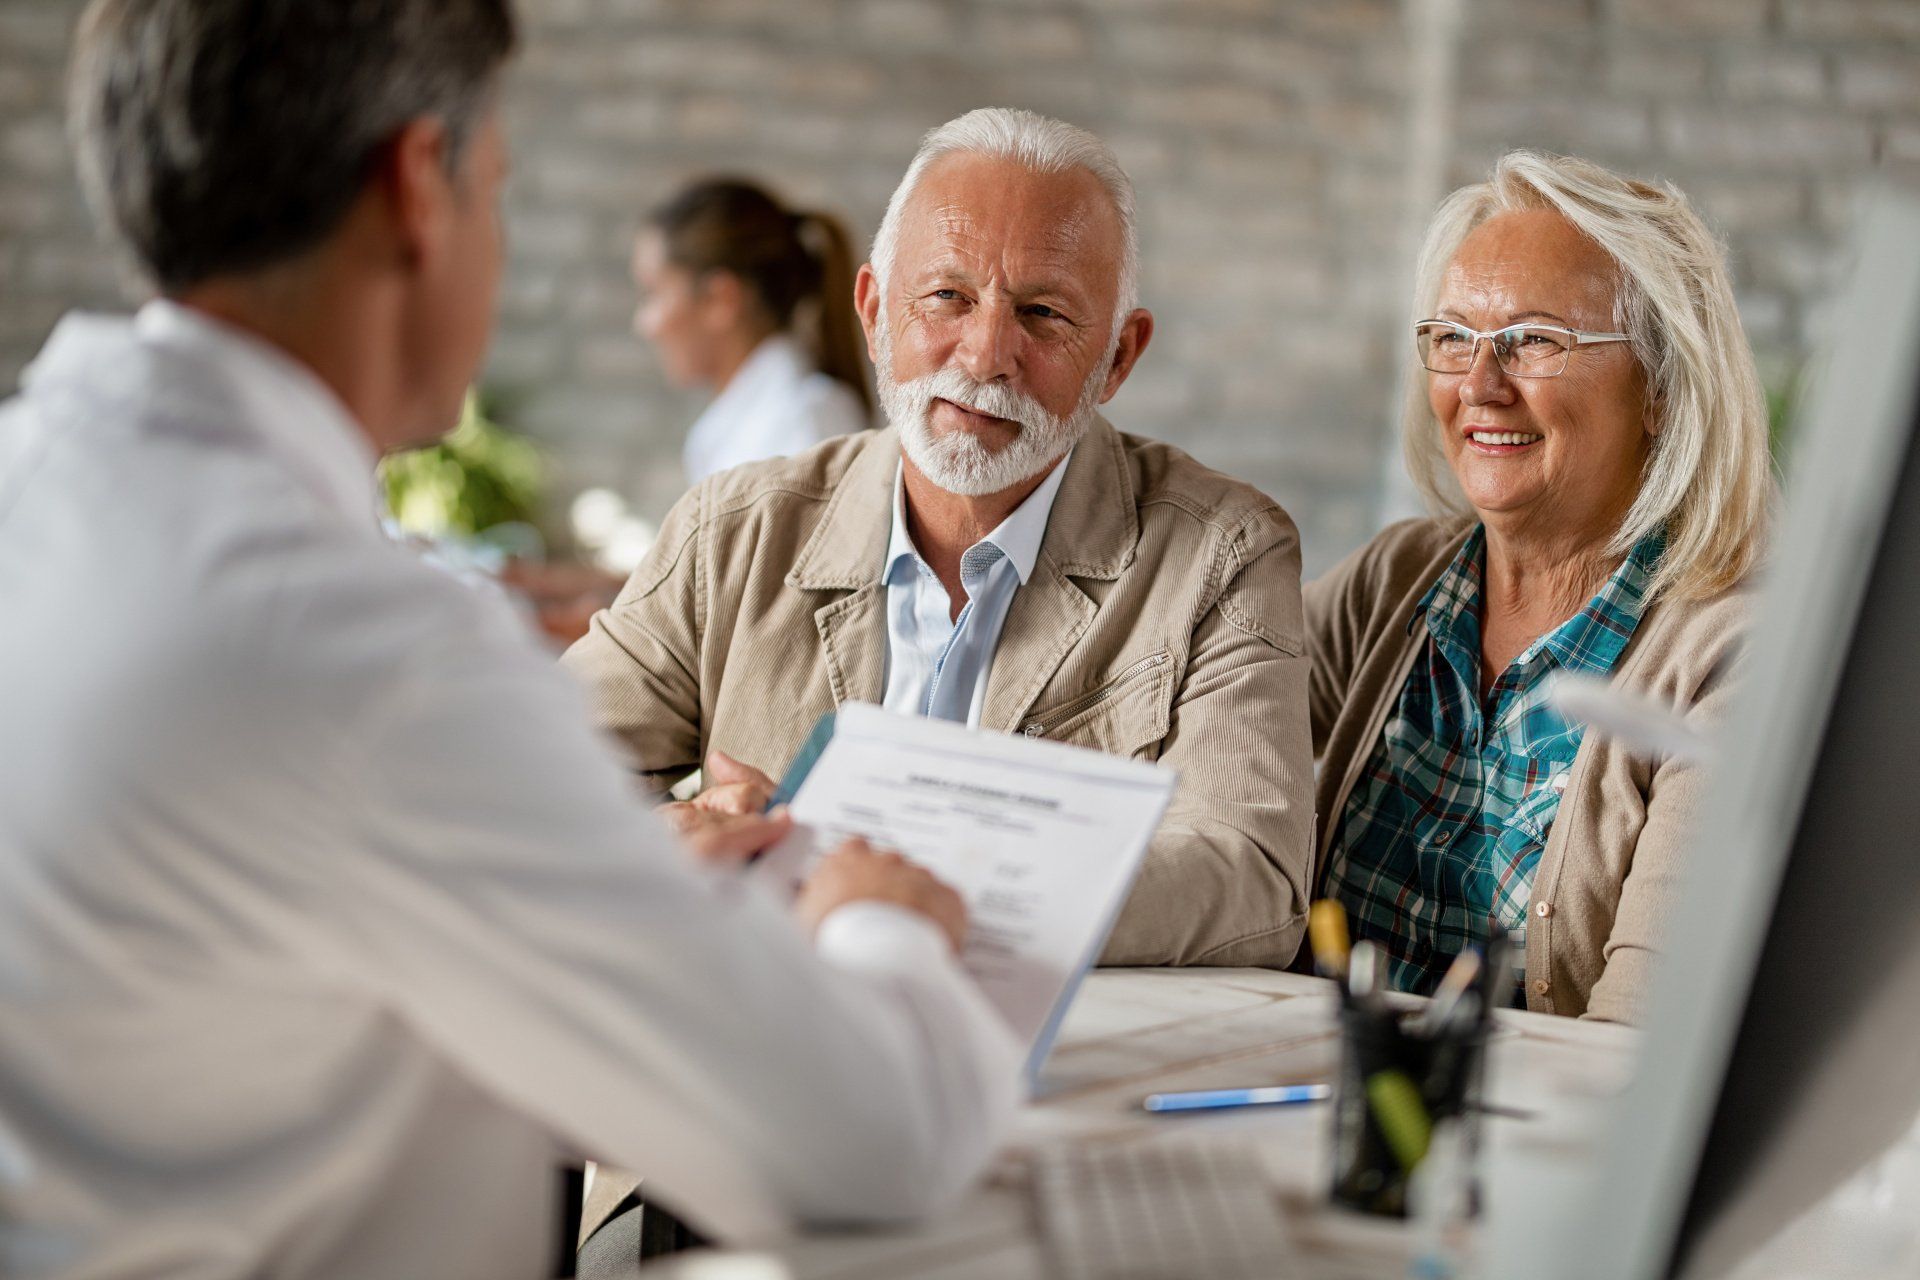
[633,178,873,484]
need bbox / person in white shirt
[630,178,873,485]
[0,3,1020,1278]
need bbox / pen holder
[1329,1002,1487,1218]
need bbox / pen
[1309,899,1352,983]
[1416,948,1483,1035]
[1366,1068,1433,1170]
[1349,939,1387,1013]
[1143,1083,1332,1113]
[1435,991,1482,1039]
[1480,927,1517,1016]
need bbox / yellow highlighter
[1309,899,1352,982]
[1366,1068,1434,1171]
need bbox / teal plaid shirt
[1324,526,1662,996]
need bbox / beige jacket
[1304,518,1749,1022]
[562,418,1316,967]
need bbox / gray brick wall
[3,0,1917,573]
[1447,0,1920,400]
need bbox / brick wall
[3,0,1917,573]
[1447,0,1920,402]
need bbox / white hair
[1403,150,1776,602]
[870,106,1140,332]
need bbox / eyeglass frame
[1412,318,1632,379]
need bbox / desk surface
[648,968,1641,1280]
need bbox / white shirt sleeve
[316,586,1022,1234]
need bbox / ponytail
[647,178,873,424]
[793,210,874,421]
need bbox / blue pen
[1142,1083,1331,1113]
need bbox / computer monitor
[1544,187,1920,1280]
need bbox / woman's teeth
[1469,430,1542,446]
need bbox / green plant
[381,390,545,537]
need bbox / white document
[754,703,1177,1075]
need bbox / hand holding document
[793,839,969,953]
[753,703,1177,1076]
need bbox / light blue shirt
[881,454,1072,726]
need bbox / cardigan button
[1531,978,1551,996]
[1534,901,1553,918]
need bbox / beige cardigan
[1304,518,1748,1022]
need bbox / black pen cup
[1328,1002,1488,1218]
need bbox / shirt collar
[1410,523,1665,677]
[883,448,1074,587]
[1412,525,1486,641]
[134,299,381,526]
[1536,530,1663,675]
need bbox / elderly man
[565,108,1314,968]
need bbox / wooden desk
[643,968,1640,1279]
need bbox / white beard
[875,317,1115,498]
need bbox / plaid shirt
[1324,526,1662,996]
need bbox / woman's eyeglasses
[1413,319,1630,378]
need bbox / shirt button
[1534,901,1553,918]
[1531,978,1551,996]
[1433,829,1452,846]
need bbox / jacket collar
[787,415,1138,730]
[980,418,1139,731]
[1036,415,1138,581]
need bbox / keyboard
[1029,1138,1294,1280]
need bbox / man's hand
[659,805,792,866]
[658,751,784,864]
[689,750,777,816]
[795,839,969,954]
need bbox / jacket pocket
[1018,650,1174,760]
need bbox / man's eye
[1027,304,1064,320]
[932,289,964,302]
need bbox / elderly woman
[1307,151,1773,1022]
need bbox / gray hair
[1404,150,1775,602]
[870,107,1140,332]
[69,0,517,293]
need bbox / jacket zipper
[1021,651,1170,737]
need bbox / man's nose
[952,303,1018,384]
[1458,337,1516,407]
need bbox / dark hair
[649,178,873,422]
[68,0,518,292]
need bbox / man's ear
[375,118,456,269]
[853,263,882,364]
[1096,308,1155,405]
